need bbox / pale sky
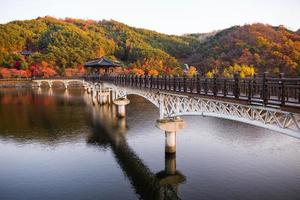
[0,0,299,35]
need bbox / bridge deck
[92,75,300,112]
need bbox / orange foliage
[0,68,12,78]
[148,69,159,76]
[131,68,145,76]
[41,67,57,78]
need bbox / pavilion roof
[84,57,121,68]
[20,50,32,56]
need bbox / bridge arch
[105,85,300,139]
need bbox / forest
[0,16,299,78]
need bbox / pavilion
[84,57,122,75]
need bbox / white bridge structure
[32,78,89,89]
[32,78,300,142]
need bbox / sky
[0,0,299,35]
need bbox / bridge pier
[91,89,98,105]
[113,98,130,117]
[98,91,110,105]
[156,117,186,154]
[64,81,68,89]
[48,82,53,88]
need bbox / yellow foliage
[206,71,214,78]
[223,64,255,78]
[187,66,197,77]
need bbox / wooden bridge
[32,74,300,153]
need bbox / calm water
[0,88,300,200]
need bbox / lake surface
[0,88,300,200]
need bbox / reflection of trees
[0,88,87,144]
[85,99,184,200]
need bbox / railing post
[204,77,208,95]
[223,78,227,97]
[213,74,217,96]
[144,75,147,88]
[262,72,268,106]
[280,73,285,106]
[248,78,252,103]
[178,76,181,92]
[173,75,176,91]
[234,73,240,99]
[150,76,153,89]
[164,75,167,90]
[183,75,187,92]
[196,74,200,94]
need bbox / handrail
[85,74,300,108]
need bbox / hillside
[0,18,300,78]
[184,24,300,77]
[0,16,197,77]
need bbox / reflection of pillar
[156,153,186,189]
[48,87,53,96]
[37,87,42,94]
[64,89,69,98]
[165,151,176,175]
[113,98,130,118]
[156,117,186,154]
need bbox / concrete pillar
[156,117,186,154]
[48,82,53,88]
[113,98,130,118]
[165,131,176,154]
[92,90,97,105]
[111,90,116,102]
[36,81,41,88]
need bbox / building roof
[84,57,121,68]
[20,50,32,56]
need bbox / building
[84,57,122,75]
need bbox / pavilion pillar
[156,117,186,154]
[113,98,130,117]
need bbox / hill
[0,16,197,77]
[0,18,299,78]
[183,24,300,77]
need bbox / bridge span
[32,75,300,154]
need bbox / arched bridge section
[32,78,89,89]
[104,84,300,139]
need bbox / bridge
[32,74,300,154]
[32,77,89,89]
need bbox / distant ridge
[0,17,299,76]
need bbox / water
[0,88,299,200]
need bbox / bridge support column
[34,81,42,88]
[48,82,53,88]
[92,89,98,105]
[156,117,186,154]
[64,82,68,89]
[113,98,130,118]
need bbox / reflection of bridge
[33,76,300,142]
[84,97,185,200]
